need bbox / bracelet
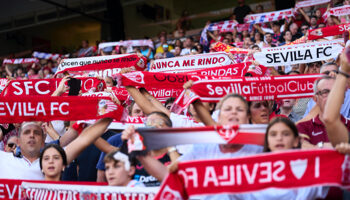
[168,147,177,153]
[338,70,350,78]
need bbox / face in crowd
[19,123,45,160]
[265,117,299,152]
[249,101,270,124]
[40,144,67,181]
[217,94,249,126]
[104,153,135,186]
[314,78,335,113]
[5,136,18,153]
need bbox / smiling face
[41,147,64,180]
[267,122,299,152]
[218,97,249,126]
[250,101,269,124]
[105,161,134,186]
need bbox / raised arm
[139,88,170,116]
[94,137,118,154]
[64,118,113,164]
[253,24,266,35]
[125,86,159,114]
[183,80,217,126]
[323,51,350,146]
[298,8,311,24]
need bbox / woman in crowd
[234,117,328,199]
[39,118,113,181]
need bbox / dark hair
[128,101,137,115]
[263,117,299,152]
[104,149,137,167]
[164,97,175,108]
[287,70,300,75]
[148,111,172,127]
[40,144,67,170]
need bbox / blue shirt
[303,89,350,118]
[96,133,123,170]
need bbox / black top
[234,5,252,24]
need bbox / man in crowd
[297,76,350,149]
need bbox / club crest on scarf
[123,71,145,85]
[98,99,119,116]
[215,125,239,142]
[159,186,183,200]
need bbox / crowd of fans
[1,0,350,199]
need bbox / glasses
[316,89,330,98]
[323,70,338,75]
[301,27,309,31]
[252,102,269,109]
[7,143,16,148]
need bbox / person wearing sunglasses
[4,136,18,153]
[297,76,350,149]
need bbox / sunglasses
[301,28,309,31]
[7,143,16,148]
[316,89,330,98]
[323,70,338,75]
[252,102,269,109]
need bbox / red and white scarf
[150,52,233,73]
[22,181,158,200]
[179,74,321,103]
[98,39,154,50]
[0,78,8,92]
[135,125,267,151]
[308,23,350,40]
[32,51,69,60]
[328,5,350,17]
[81,116,146,130]
[0,96,123,123]
[0,179,158,200]
[155,149,350,200]
[55,54,146,76]
[254,41,343,66]
[2,58,39,65]
[1,77,105,97]
[244,9,294,24]
[212,42,250,54]
[295,0,330,9]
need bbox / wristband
[339,70,350,78]
[168,147,177,153]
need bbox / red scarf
[55,54,146,76]
[212,42,249,54]
[117,71,232,89]
[0,96,123,123]
[1,77,105,97]
[155,149,350,200]
[150,52,233,73]
[2,58,39,65]
[308,23,350,40]
[0,179,158,200]
[191,74,320,102]
[187,63,269,77]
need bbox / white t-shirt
[180,144,263,200]
[45,120,66,143]
[170,113,204,154]
[170,113,203,128]
[0,151,44,180]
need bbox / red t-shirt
[297,114,350,145]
